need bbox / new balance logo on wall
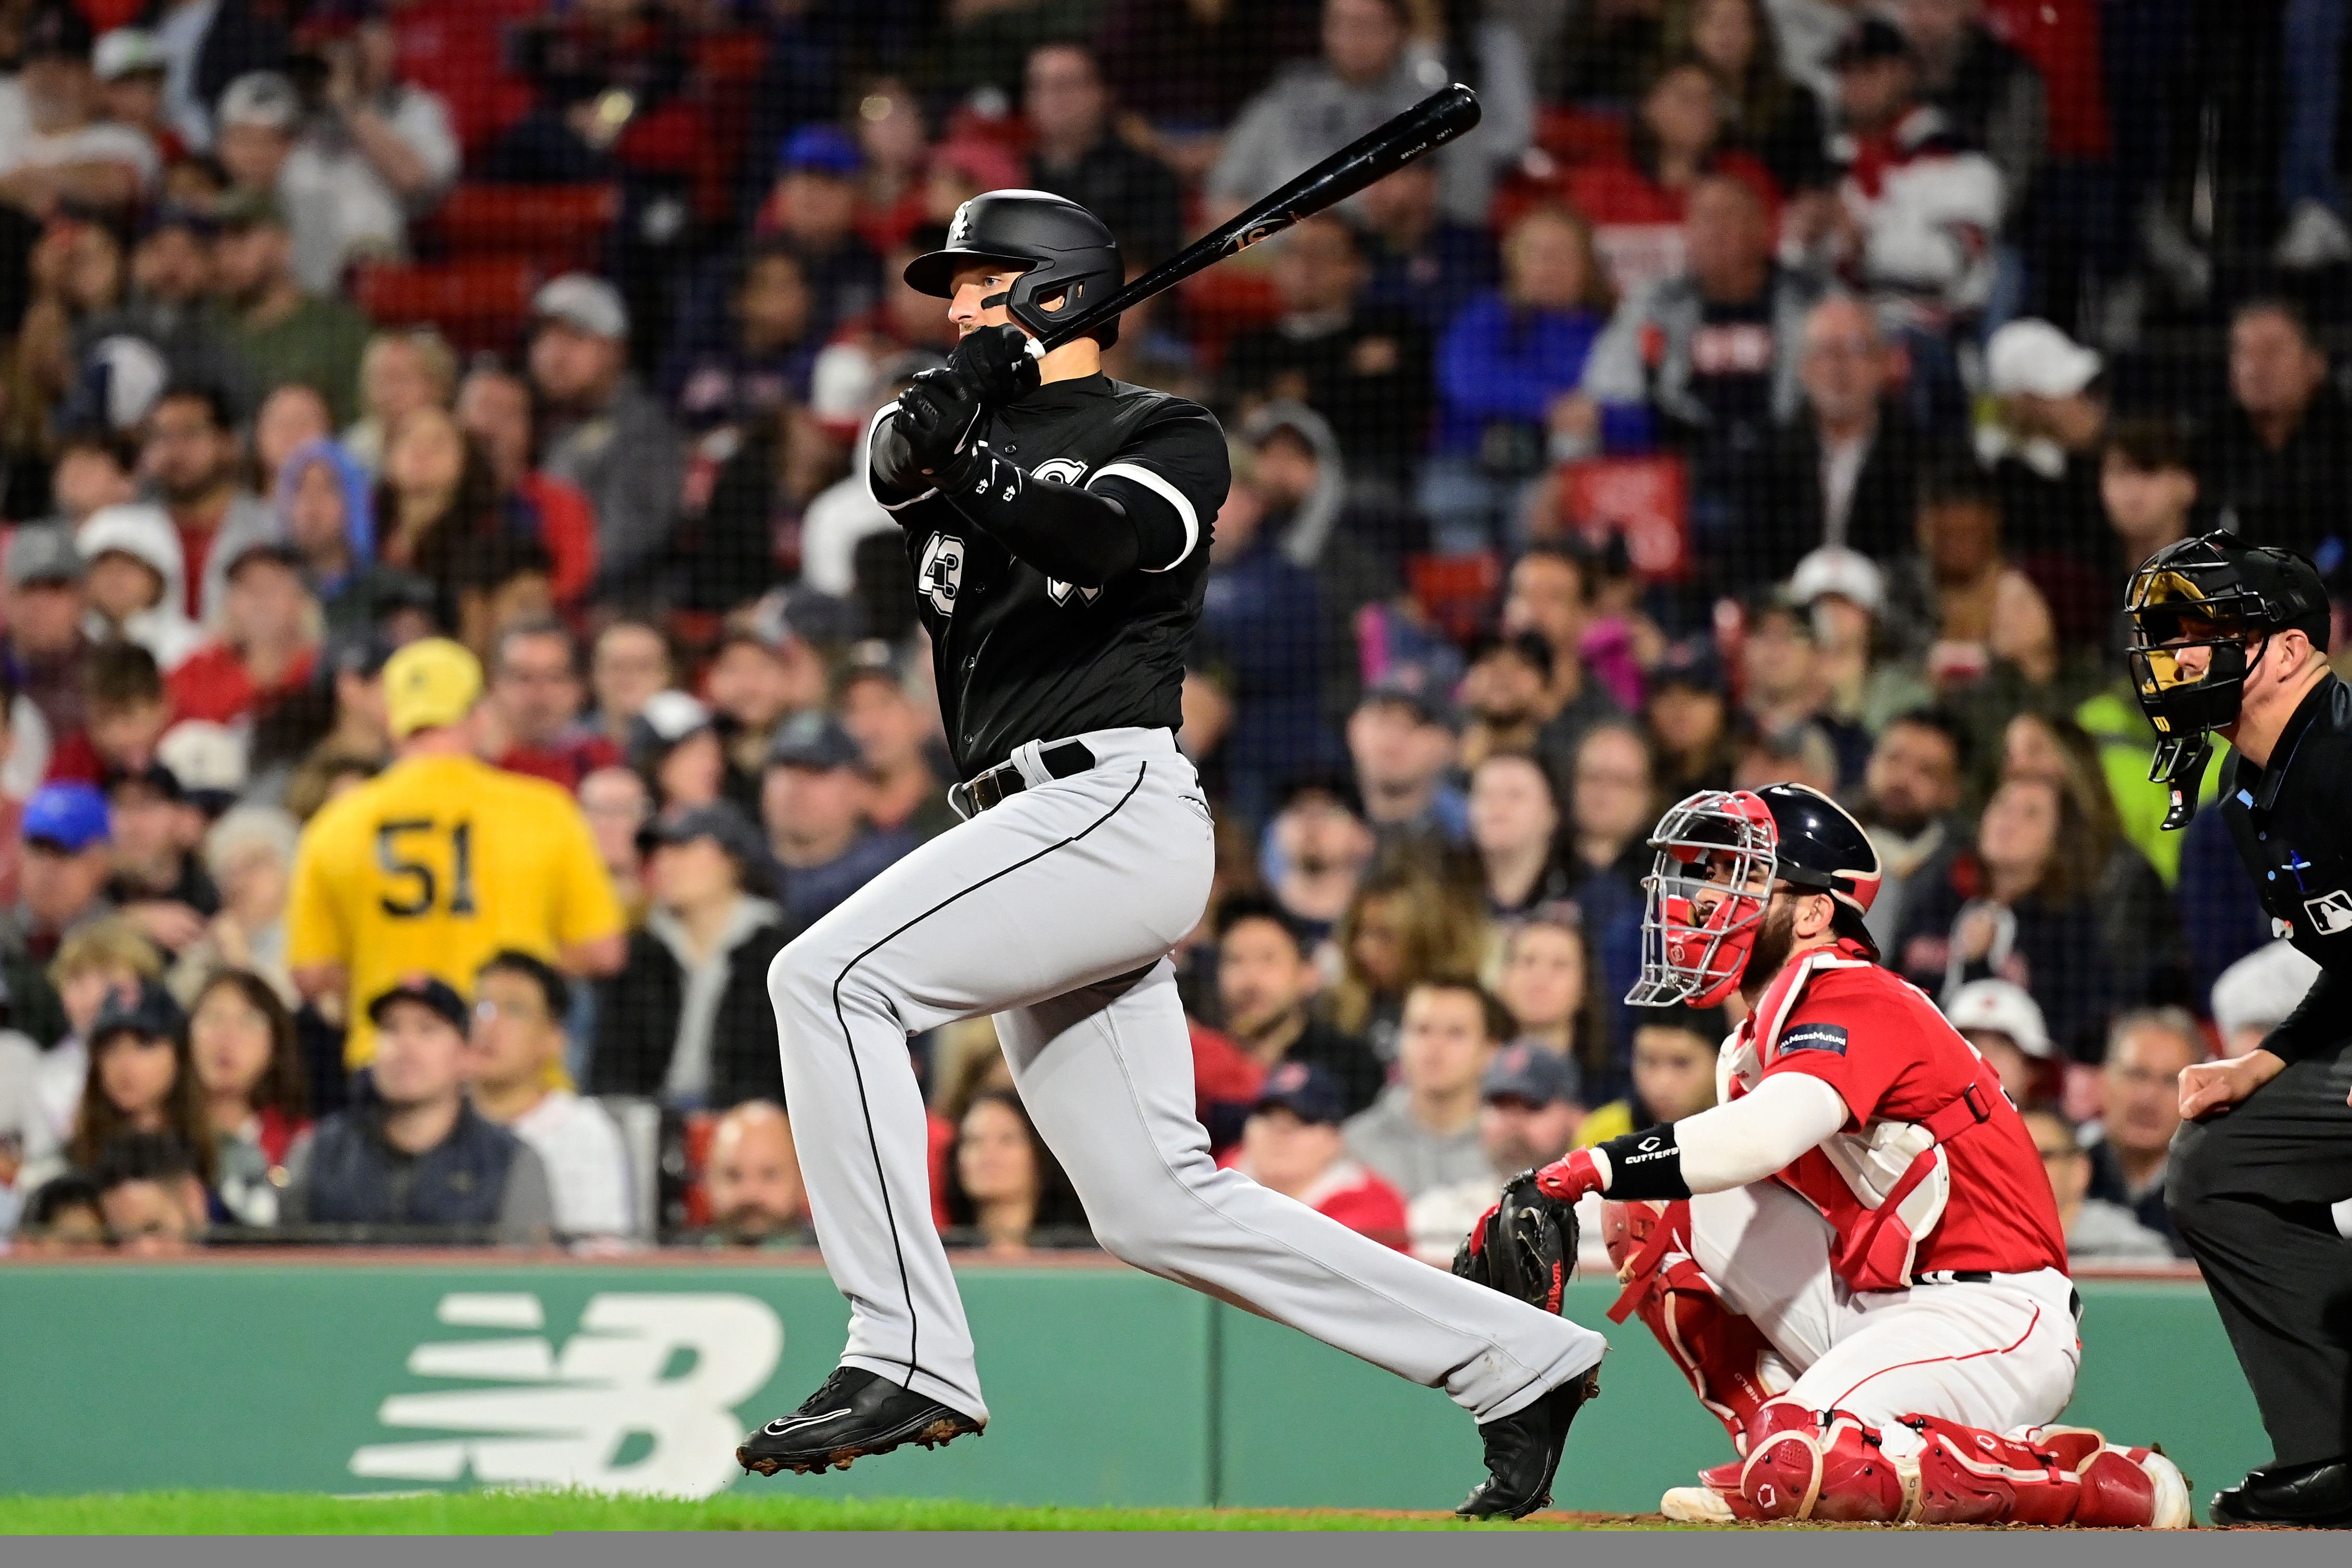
[349,1292,783,1496]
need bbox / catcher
[1503,782,2190,1527]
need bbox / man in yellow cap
[288,638,626,1067]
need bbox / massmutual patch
[1778,1023,1850,1058]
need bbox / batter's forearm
[935,442,1142,586]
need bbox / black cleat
[2209,1457,2352,1527]
[736,1365,985,1477]
[1456,1365,1601,1520]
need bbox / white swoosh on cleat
[763,1409,850,1437]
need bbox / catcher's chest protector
[1724,944,2004,1292]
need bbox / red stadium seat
[1179,268,1281,370]
[352,257,540,355]
[1535,105,1630,168]
[425,183,619,268]
[1406,551,1503,643]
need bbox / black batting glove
[894,367,985,473]
[948,323,1042,408]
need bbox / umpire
[2125,532,2352,1527]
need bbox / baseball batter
[734,191,1604,1518]
[1530,782,2189,1526]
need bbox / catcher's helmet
[1627,784,1882,1008]
[903,190,1123,348]
[2123,529,2329,827]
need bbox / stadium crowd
[0,0,2337,1263]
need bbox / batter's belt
[949,739,1099,818]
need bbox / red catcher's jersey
[1751,961,2067,1282]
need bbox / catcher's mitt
[1453,1170,1580,1316]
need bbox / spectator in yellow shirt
[286,637,625,1067]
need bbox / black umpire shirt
[2220,672,2352,1063]
[875,373,1230,779]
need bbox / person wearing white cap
[1943,976,2055,1111]
[529,274,687,594]
[1788,543,1933,735]
[1979,316,2109,568]
[92,29,173,154]
[2211,940,2325,1059]
[0,4,160,211]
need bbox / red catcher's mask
[1627,789,1780,1008]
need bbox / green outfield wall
[0,1260,2260,1518]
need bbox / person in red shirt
[166,543,319,727]
[483,620,618,791]
[1567,57,1779,301]
[1220,1062,1410,1251]
[1528,783,2187,1527]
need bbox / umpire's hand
[2179,1048,2288,1118]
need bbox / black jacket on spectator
[1221,307,1431,491]
[1891,848,2124,1061]
[591,916,794,1107]
[1028,137,1183,266]
[1288,1016,1386,1119]
[286,1102,548,1236]
[1744,405,1930,586]
[2196,381,2352,565]
[2085,1137,2184,1252]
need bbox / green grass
[0,1492,1673,1535]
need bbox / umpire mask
[2124,531,2330,830]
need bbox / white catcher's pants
[1689,1182,2080,1455]
[770,726,1606,1424]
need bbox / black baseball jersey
[2219,673,2352,1064]
[874,373,1229,777]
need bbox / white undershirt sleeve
[1666,1073,1852,1194]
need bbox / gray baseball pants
[769,724,1606,1424]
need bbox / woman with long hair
[1566,56,1778,298]
[67,984,215,1188]
[372,405,502,590]
[1468,750,1573,918]
[939,1088,1091,1255]
[1665,0,1829,196]
[2000,708,2187,1010]
[1894,774,2124,1059]
[186,968,310,1227]
[1494,901,1615,1086]
[1327,865,1491,1064]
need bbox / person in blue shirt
[1197,447,1342,832]
[1420,205,1630,554]
[1358,159,1500,335]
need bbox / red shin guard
[1700,1408,2168,1526]
[1601,1201,1780,1447]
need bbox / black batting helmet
[903,190,1123,348]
